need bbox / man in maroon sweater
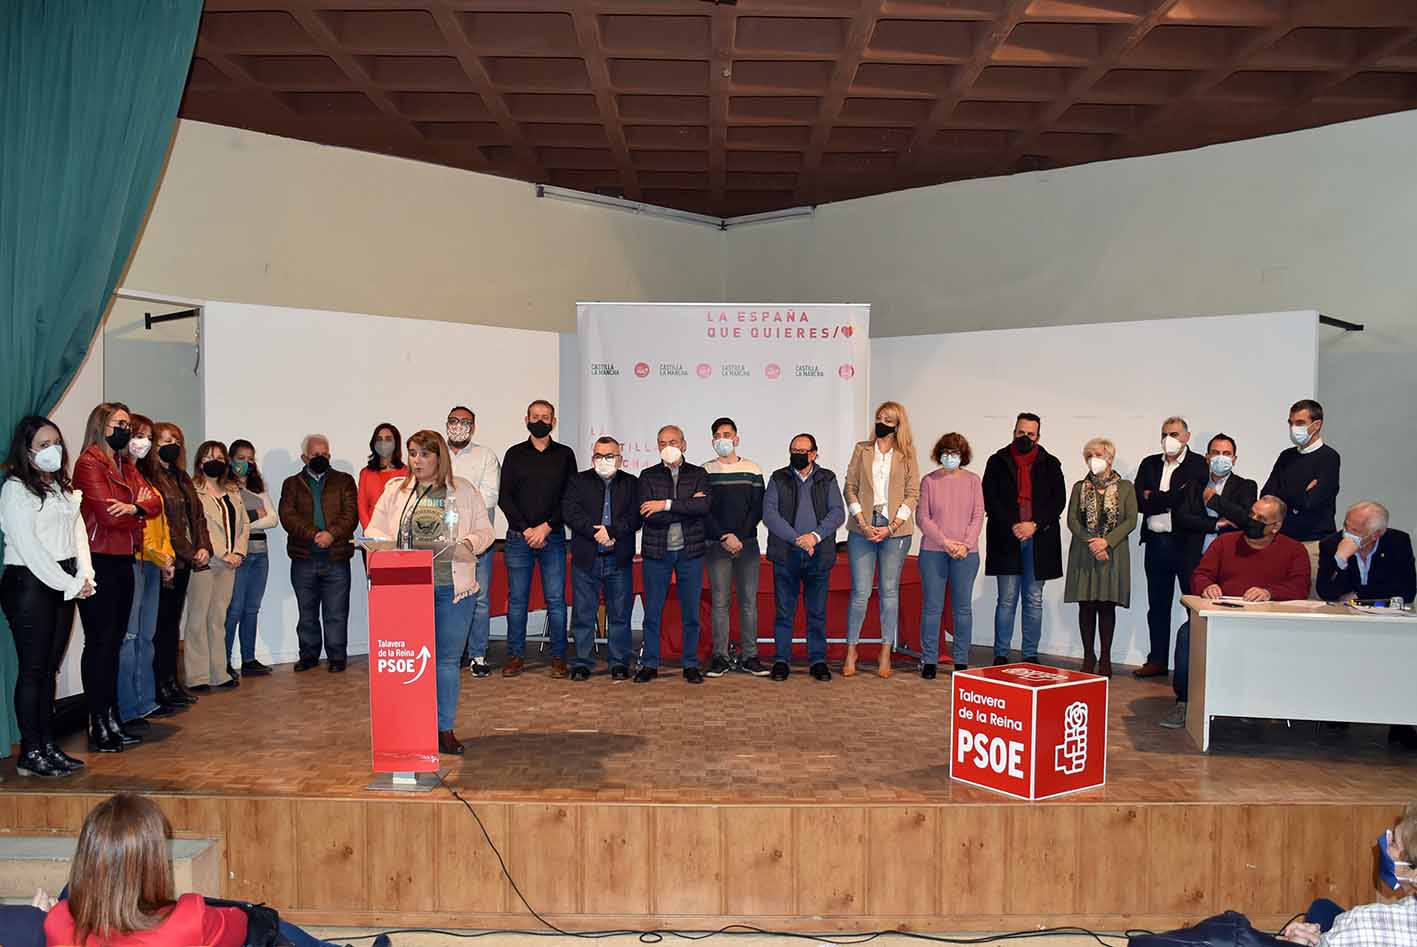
[1160,496,1312,728]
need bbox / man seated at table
[1160,496,1311,729]
[1316,500,1416,605]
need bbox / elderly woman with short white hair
[1063,437,1137,677]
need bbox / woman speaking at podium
[365,430,493,756]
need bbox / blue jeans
[434,584,475,730]
[224,549,268,664]
[571,556,632,669]
[503,531,567,658]
[919,549,980,666]
[291,557,351,662]
[846,514,911,646]
[1143,532,1188,668]
[640,550,705,669]
[1173,620,1190,702]
[772,550,830,665]
[994,537,1044,659]
[118,560,161,721]
[465,545,495,659]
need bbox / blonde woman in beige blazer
[184,441,250,691]
[842,400,920,678]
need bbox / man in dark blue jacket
[763,433,845,682]
[1315,500,1415,604]
[636,424,711,684]
[561,437,642,682]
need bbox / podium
[948,663,1108,800]
[366,549,440,791]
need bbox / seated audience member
[44,793,371,947]
[1316,501,1416,604]
[762,434,845,682]
[1280,802,1417,945]
[1160,496,1310,729]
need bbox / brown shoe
[1132,661,1168,679]
[438,730,464,755]
[502,656,525,678]
[550,657,570,679]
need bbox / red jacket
[73,444,162,556]
[45,892,245,947]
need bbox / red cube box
[948,663,1108,800]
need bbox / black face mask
[307,455,331,475]
[1012,435,1036,454]
[526,420,552,439]
[106,428,132,452]
[875,422,896,440]
[789,453,811,471]
[157,443,181,465]
[201,459,228,479]
[1243,518,1269,540]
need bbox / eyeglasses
[790,449,813,455]
[593,453,620,461]
[110,421,131,432]
[446,419,472,428]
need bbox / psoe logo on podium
[949,662,1107,800]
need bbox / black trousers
[0,565,76,752]
[153,565,191,683]
[1143,533,1190,668]
[75,553,135,713]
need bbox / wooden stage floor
[1,647,1409,932]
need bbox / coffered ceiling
[181,0,1417,217]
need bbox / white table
[1182,595,1417,751]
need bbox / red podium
[366,549,439,790]
[948,663,1107,800]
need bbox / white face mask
[1088,456,1109,476]
[1290,424,1313,447]
[940,453,961,472]
[127,436,152,460]
[712,438,735,458]
[1209,454,1234,477]
[593,458,617,480]
[660,445,682,466]
[1162,434,1183,456]
[1342,529,1366,547]
[31,444,63,474]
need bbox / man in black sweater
[1133,416,1210,678]
[498,399,578,678]
[704,417,767,677]
[1262,399,1340,597]
[636,424,711,684]
[562,436,642,682]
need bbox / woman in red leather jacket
[72,403,161,754]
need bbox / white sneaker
[1160,702,1188,729]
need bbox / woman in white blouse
[0,416,96,777]
[182,441,249,692]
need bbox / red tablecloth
[485,550,950,664]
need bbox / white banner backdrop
[577,303,870,537]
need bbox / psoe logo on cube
[1001,667,1069,683]
[1054,701,1088,775]
[696,363,713,379]
[838,363,856,380]
[633,362,651,378]
[764,363,781,380]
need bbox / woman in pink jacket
[366,430,493,757]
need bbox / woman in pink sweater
[916,432,985,678]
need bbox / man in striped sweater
[704,417,768,677]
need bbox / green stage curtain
[0,0,202,753]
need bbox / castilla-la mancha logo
[764,363,781,380]
[696,363,713,379]
[633,362,651,378]
[838,364,856,380]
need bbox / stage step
[0,835,221,902]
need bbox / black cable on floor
[333,776,1146,946]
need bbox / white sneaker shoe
[1160,702,1188,729]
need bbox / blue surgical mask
[1290,424,1313,447]
[940,453,961,472]
[1209,455,1233,477]
[1343,530,1365,547]
[1378,831,1412,891]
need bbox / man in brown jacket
[278,433,358,672]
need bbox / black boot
[15,746,69,778]
[106,707,142,746]
[161,678,196,706]
[88,714,124,753]
[43,743,84,771]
